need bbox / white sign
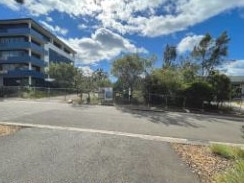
[104,87,113,101]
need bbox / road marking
[0,121,243,148]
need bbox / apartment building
[0,18,76,86]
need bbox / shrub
[183,81,213,108]
[210,144,244,160]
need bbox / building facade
[0,18,76,86]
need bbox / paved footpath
[0,128,200,183]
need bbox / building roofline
[0,18,76,54]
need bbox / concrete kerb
[0,121,243,149]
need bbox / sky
[0,0,244,76]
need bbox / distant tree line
[112,31,232,109]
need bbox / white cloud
[0,0,20,11]
[63,28,147,64]
[39,21,68,36]
[177,34,204,54]
[2,0,244,37]
[78,66,94,77]
[219,60,244,76]
[46,16,53,22]
[78,24,88,30]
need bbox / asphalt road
[0,100,243,182]
[0,100,243,143]
[0,128,199,183]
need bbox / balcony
[4,70,44,78]
[0,28,47,42]
[30,29,48,43]
[0,42,44,55]
[0,28,30,35]
[0,42,31,50]
[31,43,44,54]
[0,56,45,67]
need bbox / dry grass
[0,125,21,136]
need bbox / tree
[192,32,230,76]
[111,54,154,97]
[48,63,78,88]
[144,68,183,96]
[163,44,177,68]
[183,81,213,108]
[208,71,231,107]
[92,68,111,88]
[179,57,200,83]
[192,33,213,76]
[206,31,230,73]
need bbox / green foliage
[112,54,155,96]
[145,68,183,95]
[180,60,200,83]
[214,160,244,183]
[92,68,112,88]
[48,63,78,88]
[192,32,230,76]
[210,144,244,160]
[183,81,213,107]
[208,71,231,104]
[163,44,177,68]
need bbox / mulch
[171,143,233,183]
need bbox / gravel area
[0,125,21,136]
[171,143,233,183]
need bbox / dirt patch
[172,143,233,183]
[0,125,21,136]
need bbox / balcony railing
[0,42,30,50]
[0,55,45,67]
[5,70,44,78]
[0,28,47,42]
[0,42,44,55]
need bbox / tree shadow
[115,106,206,128]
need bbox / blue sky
[0,0,244,76]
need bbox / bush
[183,81,213,108]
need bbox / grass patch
[211,144,244,183]
[210,144,244,160]
[214,160,244,183]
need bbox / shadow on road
[115,106,205,128]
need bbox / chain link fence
[114,91,242,113]
[0,86,79,101]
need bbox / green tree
[48,63,78,88]
[92,68,112,88]
[206,31,230,73]
[111,54,155,97]
[183,81,213,108]
[179,57,199,83]
[192,33,213,76]
[192,32,230,76]
[145,68,183,96]
[208,71,231,107]
[163,44,177,68]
